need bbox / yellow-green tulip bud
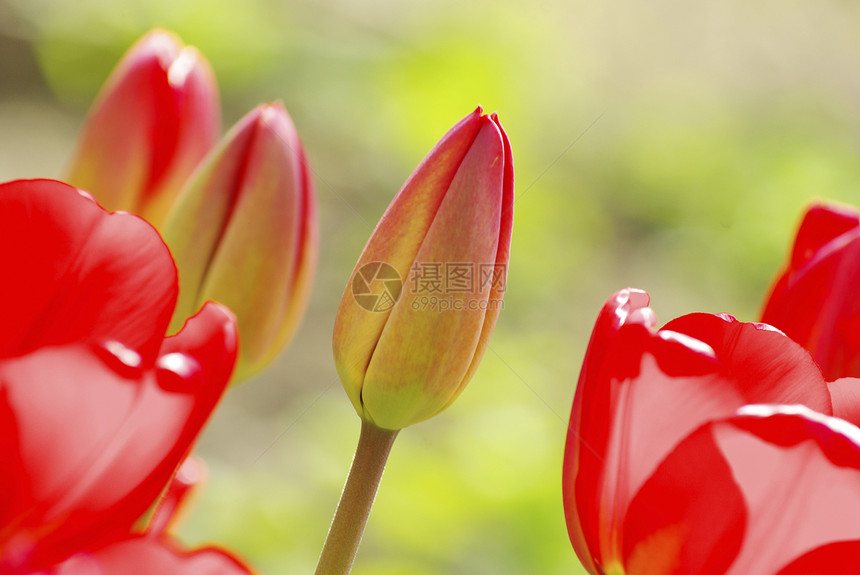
[162,102,317,382]
[333,107,513,430]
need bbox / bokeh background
[4,0,860,572]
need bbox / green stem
[315,419,399,575]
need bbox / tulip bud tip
[168,49,198,87]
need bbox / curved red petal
[761,203,860,380]
[621,423,745,575]
[452,112,515,410]
[66,31,179,213]
[146,456,207,537]
[160,302,238,382]
[490,113,514,269]
[788,203,860,270]
[716,406,860,574]
[564,290,736,570]
[0,303,237,568]
[662,313,831,413]
[0,386,26,534]
[621,407,860,574]
[52,535,253,575]
[776,540,860,575]
[563,289,653,572]
[0,179,177,365]
[66,30,219,225]
[826,378,860,428]
[147,42,220,214]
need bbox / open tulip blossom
[563,288,860,574]
[0,179,253,573]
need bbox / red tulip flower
[65,29,220,229]
[762,202,860,381]
[0,179,252,574]
[564,289,860,574]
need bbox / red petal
[149,40,220,212]
[0,386,26,532]
[621,407,860,574]
[454,112,515,405]
[826,378,860,428]
[716,406,860,574]
[776,541,860,574]
[761,203,860,380]
[662,313,831,413]
[490,113,514,271]
[146,456,207,537]
[65,30,219,226]
[564,289,653,572]
[52,535,253,575]
[788,202,860,270]
[621,423,745,575]
[564,290,737,570]
[0,179,177,365]
[0,303,236,568]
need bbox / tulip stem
[315,420,399,575]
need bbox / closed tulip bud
[333,107,514,430]
[66,29,220,229]
[161,102,317,382]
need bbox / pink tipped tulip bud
[66,29,220,229]
[161,102,317,382]
[333,107,514,430]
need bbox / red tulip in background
[65,29,220,229]
[761,202,860,382]
[564,289,860,574]
[0,179,252,573]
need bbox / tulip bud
[333,107,514,430]
[161,102,317,382]
[66,29,220,229]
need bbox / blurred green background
[3,0,860,572]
